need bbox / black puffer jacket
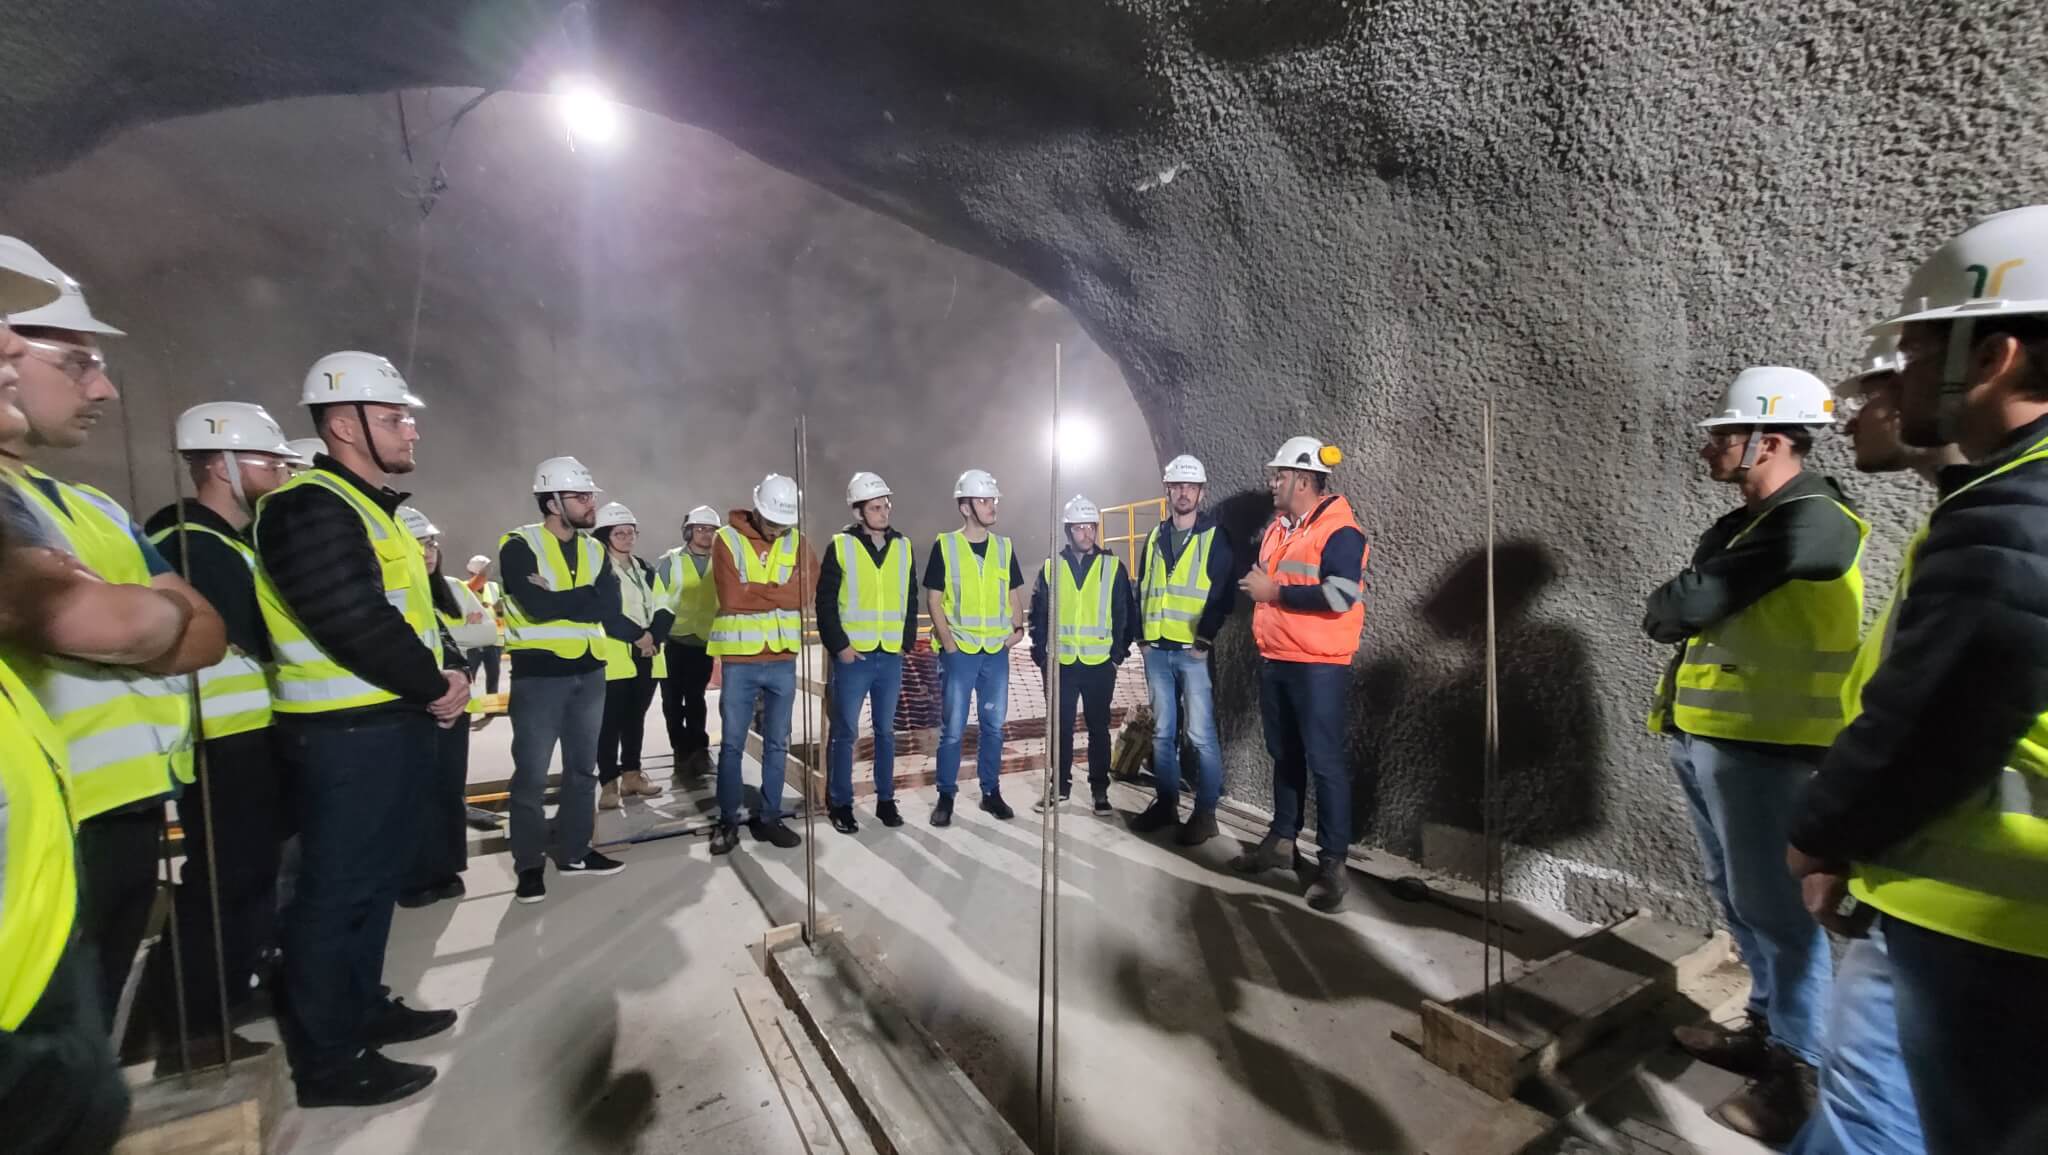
[1793,413,2048,863]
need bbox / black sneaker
[559,850,626,877]
[365,997,457,1046]
[514,868,546,904]
[1129,797,1178,833]
[1033,791,1070,813]
[829,805,860,834]
[397,886,441,909]
[295,1049,438,1109]
[980,792,1015,820]
[709,822,740,855]
[1231,833,1299,874]
[749,818,802,848]
[877,799,903,828]
[932,794,955,827]
[436,876,466,901]
[1092,793,1113,816]
[1175,809,1219,846]
[1305,858,1348,912]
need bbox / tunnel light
[555,78,621,149]
[1051,414,1102,467]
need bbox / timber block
[115,1049,283,1155]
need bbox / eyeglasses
[19,338,108,384]
[366,411,416,433]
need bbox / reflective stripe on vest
[1845,435,2048,958]
[255,470,440,714]
[147,521,274,740]
[707,526,801,657]
[1140,524,1214,644]
[1044,553,1115,665]
[1251,494,1367,664]
[657,548,718,643]
[937,531,1013,653]
[4,469,194,816]
[498,525,607,658]
[1663,494,1868,748]
[835,533,910,653]
[0,661,77,1030]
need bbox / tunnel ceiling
[7,0,2048,921]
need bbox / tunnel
[5,1,2047,1151]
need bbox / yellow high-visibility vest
[148,521,273,740]
[833,532,910,654]
[1,467,193,817]
[1044,553,1117,666]
[1140,524,1214,645]
[707,526,800,657]
[498,525,607,659]
[254,470,439,715]
[0,658,77,1030]
[935,531,1013,654]
[656,548,718,643]
[1846,435,2048,959]
[1650,494,1868,747]
[600,555,670,680]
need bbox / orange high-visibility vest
[1252,494,1367,664]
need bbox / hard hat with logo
[847,471,892,505]
[1267,436,1341,474]
[1871,205,2048,333]
[593,501,637,530]
[754,474,801,524]
[532,455,599,493]
[1835,333,1906,400]
[684,505,721,529]
[175,402,294,455]
[0,236,126,335]
[1062,495,1100,524]
[1699,367,1835,427]
[282,437,325,467]
[396,505,440,540]
[467,554,491,574]
[300,351,424,408]
[1162,455,1208,484]
[954,469,1001,499]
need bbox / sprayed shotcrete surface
[7,0,2047,920]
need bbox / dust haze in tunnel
[0,90,1161,569]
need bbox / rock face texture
[6,0,2047,920]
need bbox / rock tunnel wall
[7,0,2048,922]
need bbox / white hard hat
[684,505,721,528]
[593,501,637,530]
[282,437,325,467]
[532,455,599,493]
[0,259,58,315]
[396,505,440,540]
[1699,367,1836,428]
[175,402,294,456]
[1871,205,2048,333]
[846,471,893,505]
[1836,333,1905,399]
[1267,435,1339,474]
[954,469,1001,499]
[301,351,424,408]
[1062,495,1100,524]
[1162,455,1207,484]
[0,236,126,335]
[467,554,491,574]
[754,474,801,524]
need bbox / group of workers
[1644,204,2048,1155]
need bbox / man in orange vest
[1232,436,1368,912]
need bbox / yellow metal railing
[1098,497,1166,575]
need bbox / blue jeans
[936,647,1008,797]
[1143,646,1222,811]
[828,650,903,808]
[1886,914,2048,1155]
[508,669,607,871]
[1667,732,1832,1064]
[718,659,796,824]
[1260,659,1352,861]
[1787,926,1921,1155]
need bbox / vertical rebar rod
[795,416,819,943]
[1481,401,1504,1022]
[1034,343,1064,1152]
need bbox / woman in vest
[593,503,670,808]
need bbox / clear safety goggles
[19,337,108,384]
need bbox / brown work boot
[1672,1013,1772,1076]
[622,770,661,797]
[1710,1046,1816,1143]
[599,780,621,811]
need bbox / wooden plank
[1421,1098,1552,1155]
[113,1101,260,1155]
[736,977,844,1154]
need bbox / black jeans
[144,728,284,1042]
[1052,660,1117,797]
[405,720,471,893]
[660,641,713,758]
[75,804,164,1031]
[465,646,502,694]
[274,710,433,1077]
[598,658,658,784]
[0,940,128,1155]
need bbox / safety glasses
[19,337,108,384]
